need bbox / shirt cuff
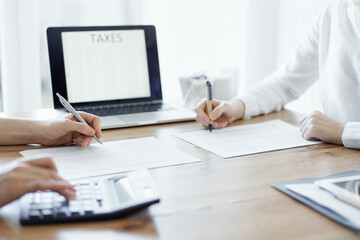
[236,93,259,120]
[342,122,360,149]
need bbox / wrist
[334,122,346,145]
[27,120,46,145]
[229,99,245,120]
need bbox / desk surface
[0,109,359,240]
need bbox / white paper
[175,119,321,158]
[285,183,360,227]
[21,137,200,180]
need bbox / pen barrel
[206,91,212,116]
[206,81,213,124]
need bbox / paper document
[21,137,200,179]
[285,183,360,227]
[175,119,321,158]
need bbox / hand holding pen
[194,86,246,130]
[56,93,103,146]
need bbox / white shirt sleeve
[238,14,322,119]
[342,122,360,149]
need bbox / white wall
[0,0,331,114]
[0,0,41,113]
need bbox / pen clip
[56,93,67,108]
[57,93,73,113]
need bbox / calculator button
[95,195,103,201]
[79,180,90,185]
[42,209,54,217]
[57,207,69,217]
[81,185,91,190]
[84,210,93,215]
[81,195,92,201]
[83,200,93,206]
[41,192,54,198]
[29,210,41,218]
[83,205,93,211]
[29,204,42,210]
[42,198,53,204]
[54,196,66,202]
[33,194,42,204]
[56,211,67,217]
[53,202,64,208]
[80,190,92,195]
[70,211,81,217]
[69,202,80,208]
[96,199,103,207]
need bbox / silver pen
[56,93,103,145]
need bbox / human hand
[36,112,102,147]
[299,111,345,145]
[195,99,245,129]
[0,157,75,207]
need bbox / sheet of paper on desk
[175,119,321,158]
[20,137,200,180]
[285,183,360,227]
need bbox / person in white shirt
[0,112,102,207]
[195,0,360,148]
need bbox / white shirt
[239,0,360,149]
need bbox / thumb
[65,120,95,136]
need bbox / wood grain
[0,109,359,240]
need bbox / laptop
[47,25,195,129]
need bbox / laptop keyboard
[77,102,172,116]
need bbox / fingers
[213,121,228,129]
[2,159,76,205]
[299,111,323,140]
[15,162,62,181]
[74,136,93,147]
[194,99,223,127]
[26,179,76,199]
[298,115,306,126]
[22,164,76,198]
[65,119,96,137]
[66,112,102,147]
[299,110,322,126]
[78,112,102,138]
[23,157,57,171]
[195,100,211,126]
[209,102,231,121]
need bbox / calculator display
[114,177,135,203]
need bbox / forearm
[0,118,44,145]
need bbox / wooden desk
[1,109,359,240]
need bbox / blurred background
[0,0,329,114]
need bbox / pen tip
[209,124,213,132]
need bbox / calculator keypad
[25,180,104,220]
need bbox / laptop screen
[61,29,151,103]
[48,25,162,109]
